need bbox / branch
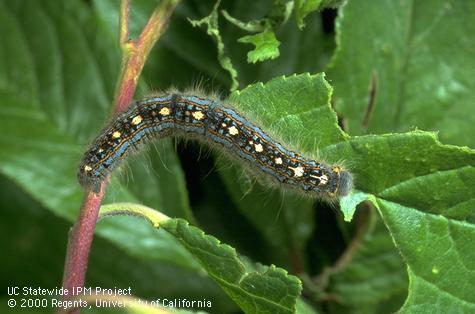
[61,1,180,313]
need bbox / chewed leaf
[238,30,281,63]
[188,0,238,90]
[223,0,292,63]
[161,219,302,314]
[227,73,475,311]
[295,0,346,29]
[339,191,372,222]
[230,73,345,150]
[99,203,302,314]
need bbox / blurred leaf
[295,0,323,29]
[223,0,294,32]
[328,0,475,147]
[295,298,320,314]
[325,208,408,313]
[0,175,68,288]
[0,176,234,313]
[95,0,333,90]
[295,0,345,29]
[92,0,230,89]
[0,0,207,289]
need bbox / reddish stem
[62,182,107,294]
[61,1,179,313]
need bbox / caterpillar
[78,93,353,199]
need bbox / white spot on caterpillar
[192,111,205,120]
[228,125,239,135]
[78,92,353,199]
[112,131,121,139]
[320,174,329,185]
[289,166,304,177]
[228,126,239,135]
[310,174,329,185]
[131,115,142,125]
[160,107,171,116]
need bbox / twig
[61,1,180,313]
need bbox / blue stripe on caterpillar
[78,93,353,199]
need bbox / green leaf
[230,73,345,149]
[222,0,293,33]
[162,219,302,314]
[92,0,231,88]
[327,0,475,147]
[218,73,345,266]
[221,9,268,33]
[122,140,195,224]
[204,1,295,66]
[188,0,239,90]
[378,200,475,312]
[339,191,370,222]
[0,0,205,283]
[323,133,474,311]
[325,130,475,220]
[0,175,228,312]
[295,0,322,29]
[295,0,346,29]
[0,175,69,288]
[99,203,302,314]
[250,8,334,84]
[325,208,408,313]
[322,129,475,310]
[2,1,474,312]
[225,73,475,311]
[296,298,320,314]
[238,30,281,63]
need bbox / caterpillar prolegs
[78,93,353,199]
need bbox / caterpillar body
[78,93,353,199]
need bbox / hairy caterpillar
[78,93,353,199]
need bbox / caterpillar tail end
[77,168,102,193]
